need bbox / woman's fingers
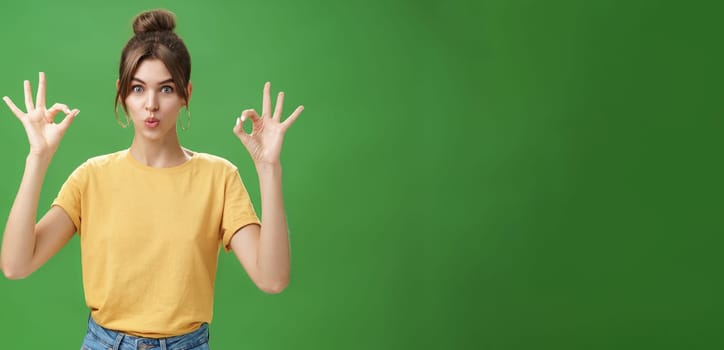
[273,92,284,122]
[233,117,249,143]
[3,96,24,119]
[36,72,46,109]
[57,109,79,132]
[233,109,261,141]
[24,80,34,112]
[2,96,76,125]
[262,82,272,118]
[281,106,304,131]
[240,109,261,124]
[47,103,71,123]
[235,82,301,142]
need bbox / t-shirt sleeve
[221,169,260,251]
[51,162,88,234]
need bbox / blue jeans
[81,315,210,350]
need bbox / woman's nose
[145,93,159,112]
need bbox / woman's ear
[186,82,193,105]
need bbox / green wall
[0,0,722,349]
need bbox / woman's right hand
[3,72,79,159]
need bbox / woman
[0,9,302,350]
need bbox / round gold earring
[115,105,129,128]
[180,107,191,131]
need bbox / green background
[0,0,722,349]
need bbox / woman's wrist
[254,161,282,174]
[26,152,53,169]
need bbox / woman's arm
[230,82,303,294]
[0,72,79,279]
[230,163,289,294]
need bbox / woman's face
[124,59,189,141]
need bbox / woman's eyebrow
[131,77,175,84]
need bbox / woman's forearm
[1,154,51,278]
[255,162,291,290]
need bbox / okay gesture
[233,82,303,166]
[3,72,79,158]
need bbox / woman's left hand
[233,82,303,166]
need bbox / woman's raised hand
[3,72,79,159]
[233,82,303,166]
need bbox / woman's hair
[115,9,191,123]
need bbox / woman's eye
[132,85,144,93]
[161,86,174,93]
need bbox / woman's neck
[129,135,191,168]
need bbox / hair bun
[133,9,176,35]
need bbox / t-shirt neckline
[123,148,198,173]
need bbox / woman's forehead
[133,59,173,83]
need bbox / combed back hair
[115,9,191,121]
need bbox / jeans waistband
[87,315,209,350]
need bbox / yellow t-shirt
[52,149,260,338]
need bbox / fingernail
[241,115,246,122]
[235,117,240,126]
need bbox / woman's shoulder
[63,150,128,180]
[90,149,128,162]
[191,151,240,172]
[83,150,129,168]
